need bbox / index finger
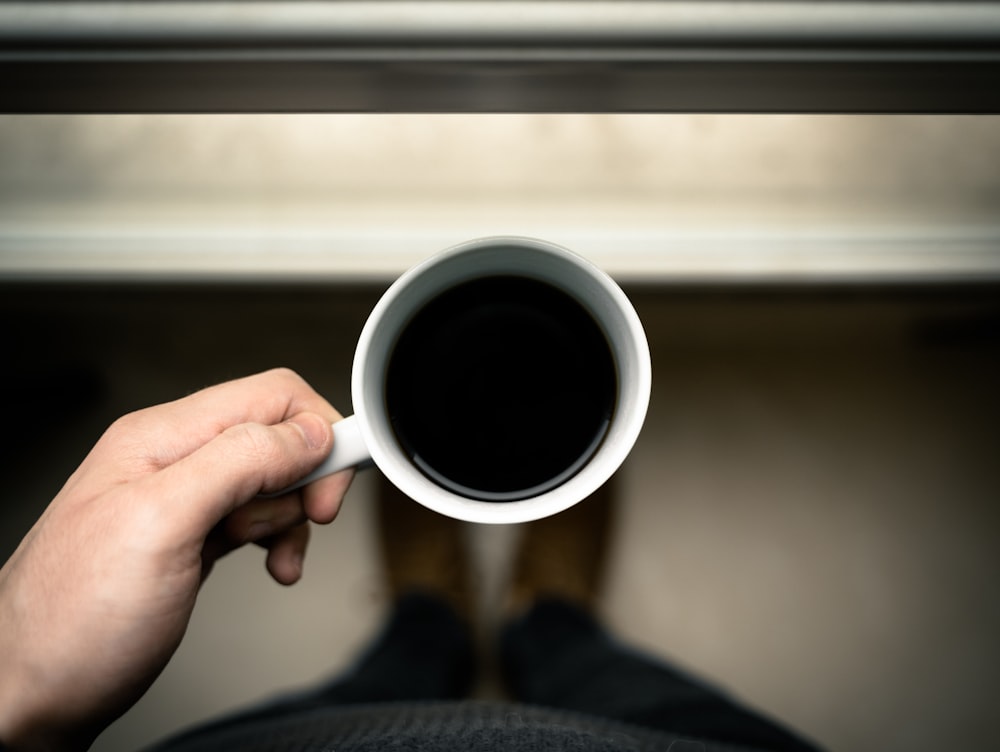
[87,369,343,482]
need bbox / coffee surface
[386,276,616,501]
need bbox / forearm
[0,568,97,752]
[0,633,87,752]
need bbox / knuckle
[103,409,146,441]
[225,422,284,465]
[99,411,162,471]
[265,367,306,389]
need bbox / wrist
[0,704,93,752]
[0,684,97,752]
[0,635,92,752]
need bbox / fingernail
[289,414,329,450]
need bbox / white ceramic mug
[285,236,650,524]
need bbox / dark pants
[169,594,819,752]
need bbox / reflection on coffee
[386,276,617,502]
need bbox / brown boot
[505,475,617,618]
[375,472,476,623]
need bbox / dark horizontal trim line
[2,2,999,112]
[4,48,1000,62]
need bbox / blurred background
[1,113,999,752]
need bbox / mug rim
[351,235,651,524]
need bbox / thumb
[144,412,333,537]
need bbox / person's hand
[0,369,354,752]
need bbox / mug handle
[264,415,370,497]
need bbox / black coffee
[385,275,617,502]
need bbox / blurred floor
[1,282,998,752]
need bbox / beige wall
[2,115,999,279]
